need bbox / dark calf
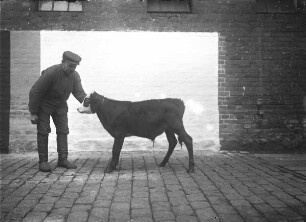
[77,92,194,173]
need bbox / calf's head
[77,91,101,114]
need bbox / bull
[77,91,194,173]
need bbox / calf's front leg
[159,131,177,167]
[105,137,125,173]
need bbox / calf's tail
[177,100,185,119]
[170,99,185,119]
[178,135,183,149]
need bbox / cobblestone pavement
[1,150,306,222]
[254,154,306,177]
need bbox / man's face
[62,61,77,75]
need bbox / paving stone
[131,197,150,209]
[97,192,113,200]
[17,199,39,209]
[296,195,306,203]
[67,211,89,222]
[148,181,164,188]
[24,193,44,200]
[71,204,92,212]
[89,207,109,221]
[186,193,206,202]
[48,207,71,217]
[22,212,47,222]
[93,199,111,208]
[113,195,131,203]
[75,197,95,204]
[128,217,153,222]
[190,201,211,209]
[62,192,79,199]
[3,212,24,222]
[217,213,244,222]
[167,190,185,198]
[169,196,189,206]
[223,192,244,200]
[131,208,152,218]
[164,179,180,185]
[54,198,75,208]
[39,196,60,203]
[65,187,83,193]
[150,192,168,202]
[284,197,304,207]
[206,195,228,205]
[110,202,130,212]
[80,190,99,198]
[244,195,265,204]
[45,189,64,197]
[234,205,262,218]
[253,203,286,221]
[1,197,22,209]
[172,204,194,216]
[195,208,219,221]
[33,203,54,212]
[176,215,198,222]
[43,214,66,222]
[133,186,149,192]
[133,191,149,198]
[1,151,306,222]
[166,184,182,191]
[114,189,131,197]
[152,201,171,211]
[229,199,252,207]
[274,207,305,221]
[153,210,175,221]
[212,204,237,214]
[109,212,130,221]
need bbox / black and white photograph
[0,0,306,221]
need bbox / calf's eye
[83,98,90,107]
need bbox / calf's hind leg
[159,130,177,167]
[177,129,194,173]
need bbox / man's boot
[37,133,51,172]
[57,133,77,169]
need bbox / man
[28,51,87,172]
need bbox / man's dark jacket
[29,64,87,115]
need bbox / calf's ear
[90,91,95,95]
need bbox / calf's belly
[127,124,166,140]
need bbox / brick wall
[0,31,10,153]
[9,31,40,153]
[1,0,306,152]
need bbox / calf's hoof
[105,168,112,173]
[105,165,116,173]
[159,162,166,167]
[187,167,194,173]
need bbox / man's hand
[30,113,38,124]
